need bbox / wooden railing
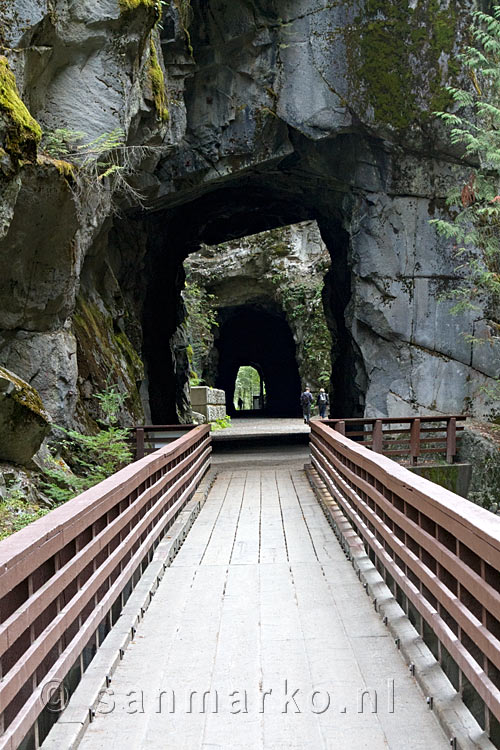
[0,425,211,750]
[324,415,467,465]
[310,421,500,741]
[134,424,198,459]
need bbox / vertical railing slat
[372,419,383,453]
[410,418,421,466]
[446,417,457,464]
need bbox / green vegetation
[431,5,500,404]
[41,127,125,169]
[173,0,194,57]
[210,415,232,431]
[346,0,459,130]
[183,279,218,386]
[0,484,50,541]
[149,40,169,121]
[0,365,48,420]
[234,366,265,410]
[39,127,155,207]
[73,297,144,420]
[42,386,133,504]
[270,272,331,391]
[0,55,42,161]
[0,387,133,539]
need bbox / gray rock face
[457,427,500,510]
[0,366,51,465]
[0,0,498,434]
[0,0,169,428]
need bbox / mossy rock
[0,56,41,163]
[148,39,169,122]
[0,366,51,465]
[345,0,460,132]
[118,0,162,17]
[73,296,145,421]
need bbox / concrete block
[205,404,226,421]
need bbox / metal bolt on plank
[426,696,433,710]
[409,663,415,675]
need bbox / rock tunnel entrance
[140,182,367,425]
[216,306,301,417]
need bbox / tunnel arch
[140,156,370,423]
[215,305,302,417]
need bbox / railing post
[136,427,145,460]
[446,417,457,464]
[372,419,383,453]
[336,420,346,436]
[410,418,421,466]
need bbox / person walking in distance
[316,388,329,419]
[300,387,313,425]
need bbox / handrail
[0,424,211,750]
[310,421,500,738]
[134,424,199,459]
[323,415,467,464]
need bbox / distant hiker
[300,387,313,424]
[316,388,329,419]
[238,397,243,410]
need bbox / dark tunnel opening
[215,306,302,417]
[141,176,368,424]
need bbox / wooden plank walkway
[78,466,449,750]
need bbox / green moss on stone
[346,0,460,131]
[148,40,169,122]
[0,366,49,420]
[0,56,42,161]
[73,297,144,419]
[37,154,75,180]
[118,0,161,15]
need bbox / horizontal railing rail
[134,424,199,459]
[323,415,467,464]
[310,421,500,742]
[0,425,211,750]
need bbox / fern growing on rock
[431,5,500,315]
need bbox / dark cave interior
[215,306,302,417]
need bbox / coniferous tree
[432,6,500,315]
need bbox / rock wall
[457,425,500,510]
[0,0,177,432]
[0,0,498,442]
[184,222,333,397]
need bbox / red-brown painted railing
[324,415,467,464]
[0,425,211,750]
[310,421,500,740]
[134,425,198,459]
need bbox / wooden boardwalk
[78,466,449,750]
